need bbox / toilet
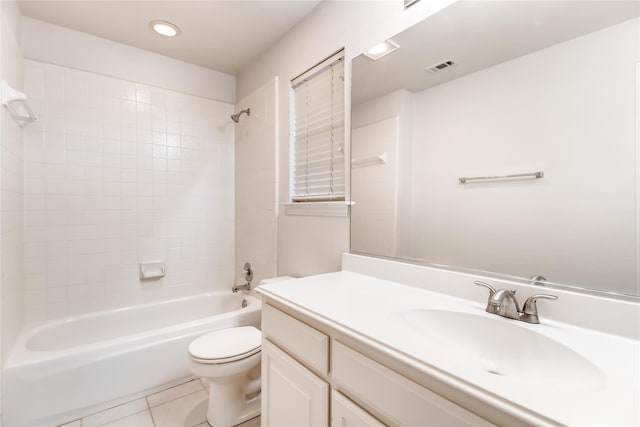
[188,326,262,427]
[188,276,294,427]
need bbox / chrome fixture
[242,262,253,283]
[458,171,543,184]
[232,262,253,293]
[530,275,547,286]
[231,108,250,123]
[232,283,250,293]
[474,281,557,324]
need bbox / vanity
[257,1,640,425]
[256,254,640,427]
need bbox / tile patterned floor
[57,379,260,427]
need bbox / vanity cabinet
[331,391,385,427]
[261,302,494,427]
[262,339,328,426]
[262,304,330,426]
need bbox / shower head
[231,108,250,123]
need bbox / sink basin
[391,309,605,390]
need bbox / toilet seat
[189,326,261,365]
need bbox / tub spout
[232,283,251,293]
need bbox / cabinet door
[262,339,329,427]
[332,391,386,427]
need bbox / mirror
[350,0,640,297]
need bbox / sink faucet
[474,281,557,324]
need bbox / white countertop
[258,270,640,426]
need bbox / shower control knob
[243,262,253,283]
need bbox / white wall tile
[1,0,26,378]
[23,59,235,322]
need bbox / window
[291,50,345,202]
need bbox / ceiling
[352,0,640,104]
[18,0,321,75]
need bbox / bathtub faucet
[232,283,251,293]
[233,262,253,293]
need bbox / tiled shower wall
[22,60,235,323]
[1,0,25,398]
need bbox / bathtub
[3,291,261,427]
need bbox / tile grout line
[149,387,206,408]
[69,378,205,427]
[84,391,151,426]
[148,383,209,427]
[147,380,206,408]
[94,409,149,427]
[148,404,158,427]
[144,395,156,427]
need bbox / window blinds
[291,51,345,202]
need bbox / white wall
[352,89,414,258]
[0,0,24,421]
[235,78,278,286]
[351,116,400,257]
[236,0,455,277]
[22,59,235,321]
[408,18,639,294]
[22,18,235,104]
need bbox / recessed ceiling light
[149,20,181,37]
[363,40,399,60]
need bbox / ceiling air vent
[425,60,456,73]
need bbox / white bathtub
[3,292,261,427]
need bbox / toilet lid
[189,326,261,363]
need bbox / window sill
[283,201,350,217]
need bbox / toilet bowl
[188,326,262,427]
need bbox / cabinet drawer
[332,341,495,427]
[262,304,329,375]
[332,391,386,427]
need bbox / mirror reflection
[350,0,640,296]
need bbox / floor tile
[193,415,260,427]
[57,420,81,427]
[101,410,154,427]
[150,390,208,427]
[238,416,260,427]
[147,379,205,407]
[82,398,148,427]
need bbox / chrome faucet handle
[522,294,558,323]
[474,281,496,296]
[530,275,547,286]
[242,262,253,283]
